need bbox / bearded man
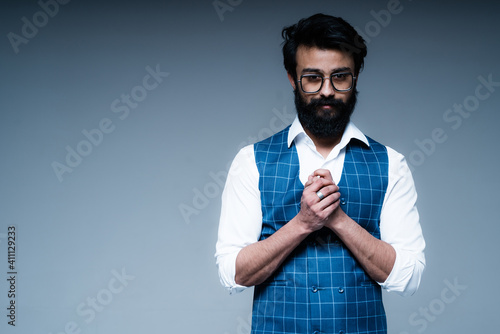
[215,13,425,334]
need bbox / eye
[303,75,322,82]
[332,73,350,81]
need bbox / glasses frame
[297,72,357,94]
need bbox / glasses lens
[300,75,323,93]
[331,73,353,91]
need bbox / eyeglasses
[297,72,356,94]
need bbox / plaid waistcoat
[252,126,389,334]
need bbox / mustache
[307,96,348,108]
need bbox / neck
[304,127,343,159]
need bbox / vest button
[338,287,344,293]
[311,286,318,293]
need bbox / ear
[287,72,296,90]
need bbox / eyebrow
[301,67,352,74]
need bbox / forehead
[295,45,354,73]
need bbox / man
[215,13,425,334]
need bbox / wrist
[326,208,348,232]
[290,214,316,236]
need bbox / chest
[255,134,389,238]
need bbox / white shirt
[215,117,426,296]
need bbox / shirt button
[340,198,346,205]
[338,287,344,293]
[311,286,318,293]
[339,331,345,334]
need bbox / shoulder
[384,145,414,185]
[385,145,405,164]
[225,144,259,196]
[364,139,410,176]
[230,144,255,175]
[364,136,388,153]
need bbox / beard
[294,88,358,139]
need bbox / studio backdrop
[1,0,499,333]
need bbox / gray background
[1,0,499,333]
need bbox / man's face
[288,46,358,139]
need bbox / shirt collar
[287,116,369,150]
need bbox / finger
[307,192,340,221]
[325,189,341,203]
[321,184,340,197]
[313,199,340,218]
[304,187,339,216]
[313,184,338,200]
[315,187,341,207]
[305,177,334,193]
[304,175,315,188]
[305,173,322,186]
[320,198,341,217]
[312,169,334,182]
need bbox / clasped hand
[296,169,342,232]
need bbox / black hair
[282,13,367,80]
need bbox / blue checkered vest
[251,126,389,334]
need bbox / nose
[319,77,335,97]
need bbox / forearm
[234,170,340,287]
[327,209,396,283]
[235,217,311,286]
